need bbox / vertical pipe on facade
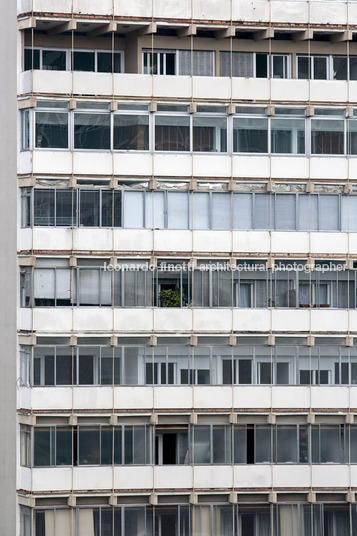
[150,2,155,282]
[268,1,274,348]
[229,0,235,349]
[190,0,195,408]
[307,1,312,260]
[70,1,75,257]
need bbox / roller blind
[179,51,214,76]
[34,269,55,299]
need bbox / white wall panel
[72,228,112,251]
[153,154,192,177]
[73,387,113,410]
[154,308,193,331]
[114,153,153,176]
[32,468,72,492]
[114,466,153,489]
[193,386,232,409]
[232,231,270,254]
[31,387,72,410]
[310,310,348,333]
[232,155,270,178]
[33,228,72,251]
[192,154,231,178]
[33,308,72,332]
[194,465,233,489]
[310,386,349,409]
[272,466,311,488]
[193,309,232,332]
[32,151,72,175]
[114,387,154,409]
[73,309,113,332]
[193,230,231,252]
[310,232,348,254]
[153,386,193,410]
[73,467,112,491]
[113,309,153,331]
[271,387,310,409]
[272,310,309,332]
[233,386,271,409]
[311,465,349,488]
[154,466,192,489]
[113,229,152,251]
[233,309,270,332]
[153,230,192,252]
[234,465,271,488]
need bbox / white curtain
[279,506,298,536]
[78,509,95,536]
[319,195,339,230]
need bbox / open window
[155,426,188,465]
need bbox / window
[34,427,72,466]
[311,425,346,463]
[311,118,344,155]
[155,428,188,465]
[178,50,214,76]
[74,113,110,150]
[143,50,176,75]
[24,47,123,73]
[155,115,190,151]
[192,425,231,464]
[233,117,268,153]
[192,116,227,152]
[271,118,305,154]
[20,506,32,536]
[20,346,31,387]
[113,115,149,150]
[20,425,31,467]
[35,111,68,149]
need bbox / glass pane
[114,115,149,150]
[34,190,55,226]
[155,116,190,151]
[56,428,72,465]
[313,57,327,80]
[56,190,74,226]
[311,120,344,155]
[297,56,309,79]
[73,51,95,71]
[42,49,66,70]
[193,426,210,463]
[78,427,100,464]
[192,116,227,152]
[35,112,68,148]
[74,113,110,150]
[233,118,268,153]
[275,194,296,230]
[333,56,347,80]
[34,428,52,466]
[276,426,297,463]
[80,190,100,227]
[271,118,305,154]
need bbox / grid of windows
[23,103,357,155]
[19,261,357,310]
[20,343,357,387]
[21,189,357,231]
[22,423,357,467]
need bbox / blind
[55,510,72,536]
[179,50,214,76]
[235,52,254,77]
[275,194,296,230]
[124,191,144,228]
[193,192,210,229]
[34,269,55,299]
[212,193,231,230]
[233,194,253,230]
[79,270,100,305]
[45,511,55,536]
[56,269,71,300]
[319,195,339,230]
[168,192,188,229]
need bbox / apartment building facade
[9,0,357,534]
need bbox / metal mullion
[110,109,114,152]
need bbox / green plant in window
[159,288,182,307]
